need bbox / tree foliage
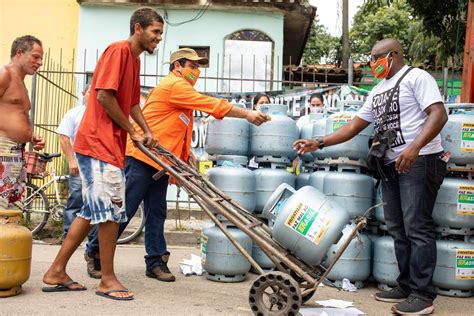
[408,20,444,65]
[304,0,467,66]
[358,0,400,15]
[350,1,415,62]
[406,0,468,64]
[359,0,468,65]
[302,17,341,65]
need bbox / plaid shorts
[76,153,127,224]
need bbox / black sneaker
[391,295,434,315]
[374,286,409,303]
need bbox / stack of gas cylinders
[202,110,254,282]
[202,104,299,281]
[290,100,375,288]
[200,101,473,297]
[374,103,474,297]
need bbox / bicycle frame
[24,162,68,212]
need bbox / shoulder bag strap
[377,66,414,126]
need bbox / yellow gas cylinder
[0,209,32,297]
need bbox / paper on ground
[179,254,203,276]
[315,299,354,309]
[342,278,357,292]
[300,307,365,315]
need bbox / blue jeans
[381,152,446,300]
[87,156,169,270]
[63,174,83,236]
[64,173,97,241]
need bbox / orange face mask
[370,52,393,79]
[181,67,201,86]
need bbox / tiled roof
[283,64,363,83]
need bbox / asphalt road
[0,244,472,315]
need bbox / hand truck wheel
[289,271,316,304]
[301,288,316,304]
[248,271,302,316]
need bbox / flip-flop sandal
[42,280,87,292]
[95,289,134,301]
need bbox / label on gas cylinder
[455,249,474,280]
[461,122,474,152]
[457,185,474,215]
[285,202,331,245]
[332,114,354,132]
[200,234,208,265]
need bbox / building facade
[76,0,315,93]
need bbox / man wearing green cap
[86,48,270,282]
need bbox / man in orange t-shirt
[43,7,164,301]
[87,48,270,282]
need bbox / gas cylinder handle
[323,108,339,116]
[446,103,474,114]
[262,183,296,220]
[216,155,247,167]
[259,104,289,116]
[308,113,324,122]
[336,100,364,112]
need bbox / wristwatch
[316,138,325,149]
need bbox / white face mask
[310,107,323,114]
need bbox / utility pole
[342,0,349,69]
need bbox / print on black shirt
[371,85,406,148]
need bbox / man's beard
[145,46,155,54]
[140,38,155,54]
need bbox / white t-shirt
[56,106,86,144]
[357,65,443,163]
[296,115,311,130]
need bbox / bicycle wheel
[117,202,145,244]
[22,182,50,235]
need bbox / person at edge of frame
[294,38,448,315]
[0,35,46,218]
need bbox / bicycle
[117,201,145,244]
[22,151,146,242]
[22,151,68,235]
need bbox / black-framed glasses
[370,50,397,62]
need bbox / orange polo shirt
[126,72,233,170]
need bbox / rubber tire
[117,202,145,244]
[23,182,50,235]
[289,271,317,304]
[249,271,302,316]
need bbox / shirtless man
[0,35,45,212]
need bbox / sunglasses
[370,51,397,62]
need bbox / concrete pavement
[0,244,472,315]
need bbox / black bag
[367,129,398,177]
[366,67,414,178]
